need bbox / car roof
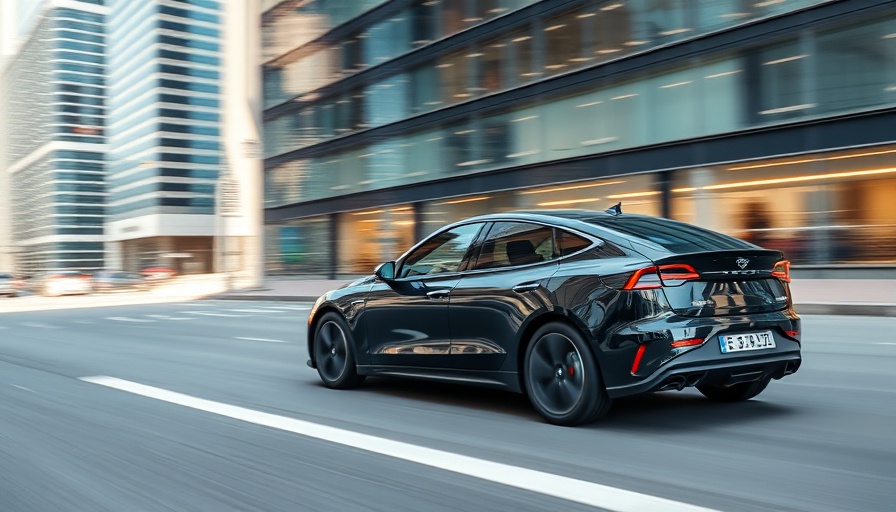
[463,209,632,223]
[458,209,655,235]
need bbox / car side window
[556,229,592,256]
[398,223,483,278]
[473,222,555,270]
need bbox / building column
[222,0,264,288]
[690,168,720,232]
[328,213,338,280]
[106,241,123,270]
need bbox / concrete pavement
[212,276,896,317]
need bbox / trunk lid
[655,250,790,317]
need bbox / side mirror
[374,261,396,281]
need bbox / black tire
[523,321,611,426]
[697,378,770,402]
[313,312,365,389]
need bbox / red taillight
[631,344,647,374]
[670,338,704,348]
[772,260,791,283]
[785,329,800,340]
[623,266,661,290]
[623,264,700,290]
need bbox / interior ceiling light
[727,148,896,171]
[440,196,492,205]
[537,198,601,207]
[705,167,896,190]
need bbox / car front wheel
[524,322,611,426]
[313,312,365,389]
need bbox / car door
[364,222,486,369]
[448,222,564,371]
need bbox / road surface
[1,301,894,511]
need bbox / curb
[205,294,321,302]
[204,294,896,317]
[795,303,896,317]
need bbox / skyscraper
[1,0,107,273]
[104,0,222,274]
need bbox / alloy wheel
[527,332,586,416]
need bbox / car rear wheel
[697,378,770,402]
[313,312,365,389]
[524,322,611,426]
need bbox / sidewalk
[211,277,896,317]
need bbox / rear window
[587,216,752,253]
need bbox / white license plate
[718,331,776,354]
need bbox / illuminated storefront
[262,0,896,276]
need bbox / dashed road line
[21,322,58,329]
[147,314,195,321]
[234,336,287,343]
[107,317,155,323]
[183,311,245,318]
[229,308,286,314]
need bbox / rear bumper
[606,352,801,398]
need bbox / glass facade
[2,3,107,273]
[106,0,221,221]
[263,0,896,275]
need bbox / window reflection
[507,26,536,85]
[265,216,331,275]
[670,147,896,264]
[815,20,895,115]
[544,9,586,76]
[339,206,416,274]
[439,49,471,105]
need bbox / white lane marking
[234,337,286,343]
[229,308,285,314]
[12,384,34,392]
[875,342,896,346]
[147,314,195,321]
[183,311,245,318]
[0,325,7,330]
[264,306,311,310]
[21,322,58,329]
[80,376,718,512]
[107,317,155,323]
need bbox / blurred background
[1,0,895,286]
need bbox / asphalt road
[1,301,894,512]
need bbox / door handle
[513,283,540,293]
[426,289,451,299]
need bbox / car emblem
[736,257,750,269]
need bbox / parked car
[140,266,176,281]
[92,271,149,292]
[28,271,93,297]
[305,208,802,426]
[0,273,22,297]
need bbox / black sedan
[306,209,801,426]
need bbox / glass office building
[262,0,896,276]
[1,0,107,273]
[105,0,222,273]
